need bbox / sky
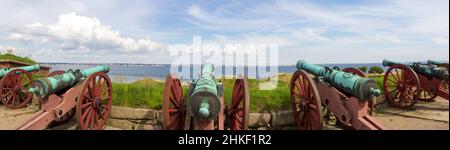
[0,0,448,65]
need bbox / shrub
[368,66,384,74]
[358,66,368,73]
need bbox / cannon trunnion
[16,65,113,130]
[162,64,249,130]
[290,60,384,130]
[0,64,40,109]
[382,59,448,109]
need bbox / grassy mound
[0,54,37,64]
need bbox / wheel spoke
[172,80,182,99]
[83,93,94,102]
[292,89,301,98]
[232,86,244,103]
[393,69,402,82]
[308,103,317,110]
[18,75,25,86]
[300,76,307,97]
[94,110,99,128]
[88,81,94,97]
[95,78,102,96]
[387,88,399,98]
[101,96,112,101]
[232,92,243,110]
[10,93,17,106]
[98,87,108,98]
[169,108,179,113]
[232,83,243,100]
[82,107,93,121]
[169,94,180,108]
[304,77,310,98]
[90,110,96,129]
[81,102,92,109]
[295,79,303,96]
[84,109,94,128]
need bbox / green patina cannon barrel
[383,59,448,80]
[427,60,449,66]
[28,65,110,99]
[296,60,381,100]
[188,64,221,121]
[0,64,40,78]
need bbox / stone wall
[373,94,386,106]
[107,106,295,130]
[107,106,161,130]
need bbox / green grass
[0,54,37,64]
[220,75,291,112]
[32,74,44,80]
[369,74,385,94]
[113,78,169,109]
[112,75,292,112]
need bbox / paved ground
[0,104,120,130]
[372,96,448,130]
[0,97,448,130]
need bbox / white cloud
[433,37,449,45]
[187,5,202,19]
[8,13,163,53]
[290,28,329,42]
[1,0,448,64]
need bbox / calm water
[41,63,387,83]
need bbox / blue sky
[0,0,448,65]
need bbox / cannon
[16,65,112,130]
[382,59,449,109]
[428,60,449,94]
[0,64,40,109]
[290,60,384,130]
[427,60,449,68]
[162,64,249,130]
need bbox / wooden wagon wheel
[0,69,34,109]
[417,81,438,101]
[290,70,323,130]
[342,67,374,115]
[46,70,78,127]
[162,74,185,130]
[227,76,249,130]
[383,64,420,109]
[76,72,112,130]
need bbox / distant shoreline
[45,63,389,84]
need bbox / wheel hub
[14,85,21,92]
[93,97,101,110]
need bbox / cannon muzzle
[188,64,221,121]
[428,60,449,66]
[382,59,403,67]
[296,60,381,100]
[29,65,110,99]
